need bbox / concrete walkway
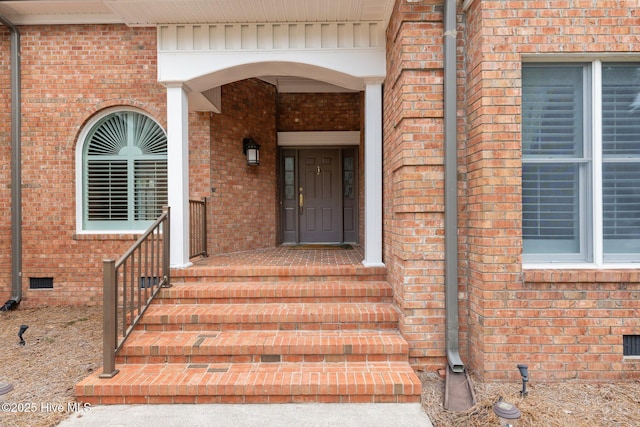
[57,403,433,427]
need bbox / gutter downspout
[0,15,21,311]
[444,0,464,372]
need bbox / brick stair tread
[76,361,422,400]
[139,303,399,325]
[170,265,387,281]
[119,330,409,357]
[157,281,392,303]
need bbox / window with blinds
[522,62,640,264]
[83,111,167,231]
[522,66,589,260]
[602,65,640,259]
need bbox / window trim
[522,60,640,269]
[75,107,167,234]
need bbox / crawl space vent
[623,335,640,356]
[29,277,53,289]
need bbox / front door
[280,148,358,244]
[299,149,341,242]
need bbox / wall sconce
[243,137,260,166]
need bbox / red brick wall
[277,93,361,131]
[0,25,167,307]
[384,0,465,372]
[0,25,214,307]
[463,0,640,381]
[209,79,277,254]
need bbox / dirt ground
[1,306,639,427]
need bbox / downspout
[444,0,464,372]
[0,15,21,311]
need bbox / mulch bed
[1,306,638,427]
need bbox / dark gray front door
[281,148,358,244]
[299,149,342,242]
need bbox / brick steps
[137,302,400,331]
[156,281,393,304]
[170,265,388,283]
[76,361,420,404]
[76,265,422,404]
[117,330,410,364]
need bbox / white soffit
[0,0,395,27]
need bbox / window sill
[524,263,640,270]
[73,232,142,241]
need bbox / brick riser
[76,265,422,404]
[117,330,410,364]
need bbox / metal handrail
[189,198,208,258]
[100,207,171,378]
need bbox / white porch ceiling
[0,0,396,27]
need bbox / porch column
[166,84,191,268]
[362,81,384,267]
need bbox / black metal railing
[189,198,208,258]
[100,207,171,378]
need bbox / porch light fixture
[243,137,260,165]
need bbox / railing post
[162,206,171,287]
[100,259,119,378]
[202,197,208,257]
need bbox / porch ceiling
[0,0,396,27]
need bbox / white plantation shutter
[602,65,640,258]
[522,66,587,259]
[84,111,167,230]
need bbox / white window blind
[522,62,640,265]
[522,66,587,259]
[602,65,640,258]
[83,111,167,230]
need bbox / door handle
[299,187,304,214]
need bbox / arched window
[81,110,167,231]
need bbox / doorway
[280,148,358,244]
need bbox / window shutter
[84,111,167,230]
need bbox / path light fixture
[517,364,529,397]
[0,382,13,400]
[18,324,28,346]
[243,137,260,166]
[493,399,521,427]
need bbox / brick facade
[384,0,457,372]
[208,79,278,254]
[459,0,640,381]
[277,93,361,132]
[0,25,166,306]
[381,0,640,381]
[0,0,638,381]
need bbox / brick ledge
[525,269,640,283]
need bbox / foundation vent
[29,277,53,289]
[623,335,640,356]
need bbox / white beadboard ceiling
[0,0,396,26]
